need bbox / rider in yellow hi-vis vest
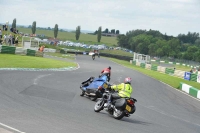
[105,77,133,108]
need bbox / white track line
[33,74,52,85]
[0,122,25,133]
[160,81,200,102]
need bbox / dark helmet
[108,66,111,70]
[124,77,131,84]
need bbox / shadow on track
[121,117,151,125]
[96,112,151,125]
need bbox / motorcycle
[80,74,109,101]
[94,90,137,120]
[92,54,95,60]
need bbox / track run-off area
[0,55,200,133]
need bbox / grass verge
[0,54,77,68]
[109,58,200,90]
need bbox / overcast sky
[0,0,200,36]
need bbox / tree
[31,21,36,34]
[75,26,81,40]
[117,34,128,48]
[167,38,181,57]
[54,24,58,38]
[12,18,16,29]
[105,28,109,33]
[97,26,102,42]
[111,29,115,34]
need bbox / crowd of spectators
[0,25,19,46]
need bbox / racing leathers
[100,68,111,82]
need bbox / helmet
[108,66,111,70]
[124,77,131,84]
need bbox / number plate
[126,105,131,112]
[103,83,108,88]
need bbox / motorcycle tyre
[94,99,104,112]
[113,109,125,120]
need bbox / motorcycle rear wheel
[113,109,125,120]
[94,98,104,112]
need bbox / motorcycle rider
[92,53,95,60]
[105,77,133,108]
[100,66,111,82]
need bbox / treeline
[117,29,200,62]
[21,19,102,42]
[93,28,120,35]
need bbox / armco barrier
[179,82,200,99]
[1,45,16,54]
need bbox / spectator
[10,27,13,32]
[2,25,5,31]
[190,69,193,73]
[15,36,18,46]
[39,45,45,52]
[8,34,12,46]
[3,34,7,44]
[0,28,2,39]
[12,35,15,45]
[5,25,7,31]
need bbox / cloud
[0,0,200,36]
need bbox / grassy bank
[109,58,200,90]
[0,54,77,68]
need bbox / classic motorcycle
[94,90,137,120]
[80,74,109,101]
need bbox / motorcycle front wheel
[94,98,104,112]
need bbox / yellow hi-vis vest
[111,83,133,98]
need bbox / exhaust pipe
[85,92,96,96]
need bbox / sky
[0,0,200,36]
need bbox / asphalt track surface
[0,55,200,133]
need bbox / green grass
[100,49,133,57]
[15,27,118,46]
[150,62,191,71]
[45,52,75,59]
[0,54,77,68]
[175,65,191,71]
[109,58,200,90]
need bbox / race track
[0,55,200,133]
